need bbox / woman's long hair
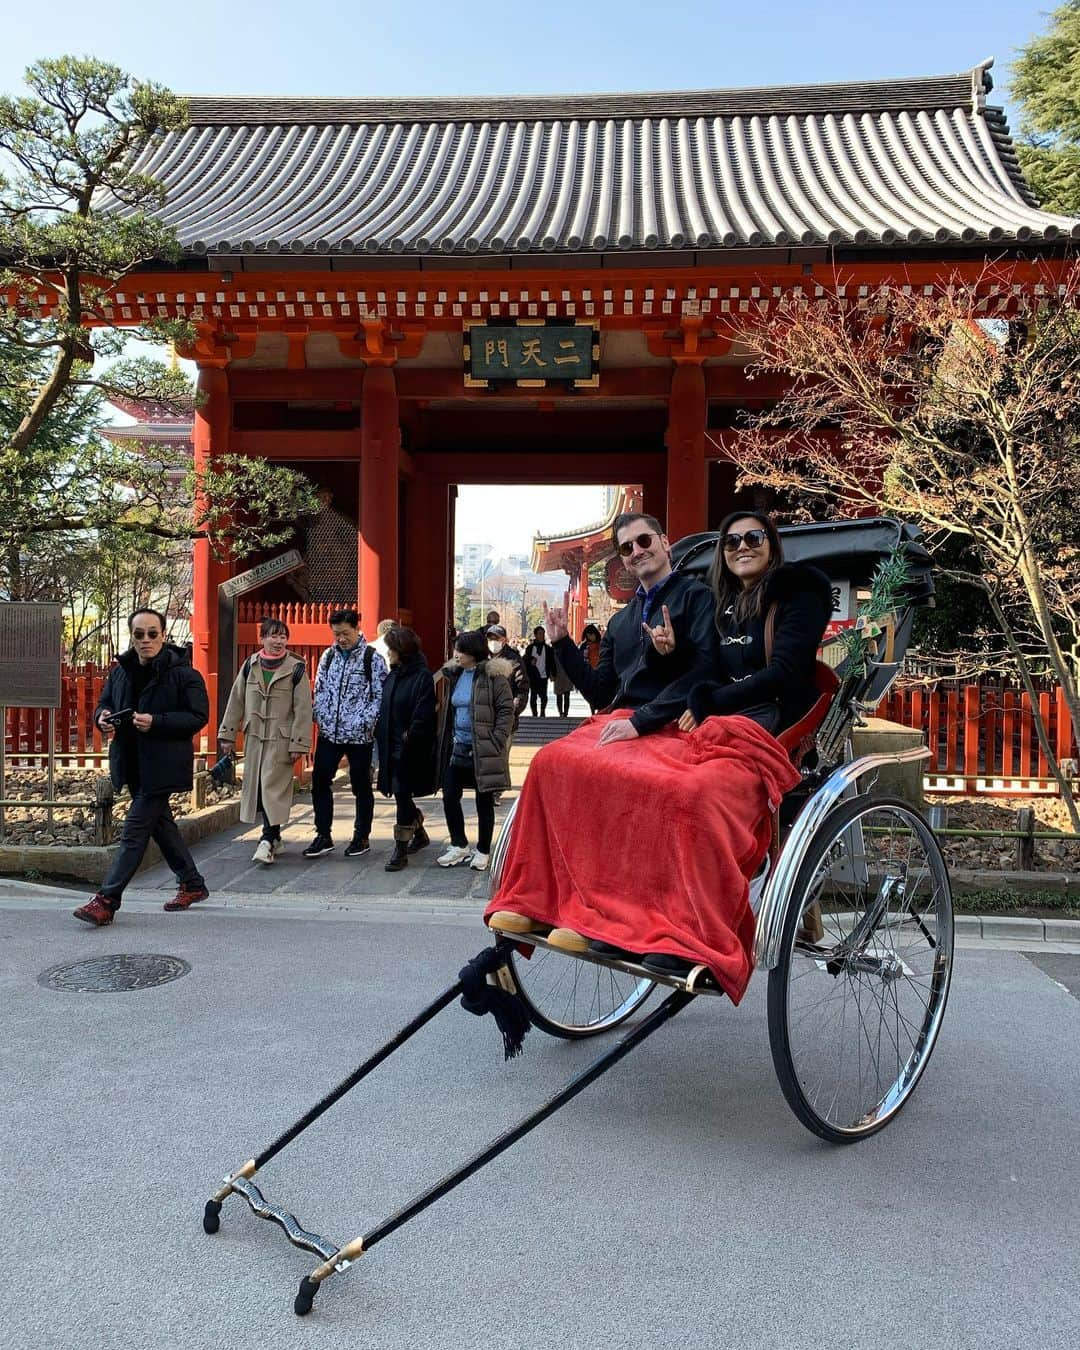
[706,510,784,627]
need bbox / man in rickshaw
[487,511,831,995]
[541,510,716,743]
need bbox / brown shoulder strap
[764,603,778,665]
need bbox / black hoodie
[688,562,832,731]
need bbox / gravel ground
[926,792,1079,872]
[0,766,237,845]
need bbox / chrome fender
[752,746,931,971]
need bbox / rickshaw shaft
[359,987,695,1252]
[253,982,464,1170]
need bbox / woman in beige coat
[218,617,313,863]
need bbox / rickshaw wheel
[507,945,656,1039]
[767,794,953,1143]
[491,799,655,1038]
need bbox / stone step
[512,717,585,745]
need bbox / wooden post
[1016,807,1036,871]
[92,775,114,846]
[191,755,208,811]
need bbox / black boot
[385,840,409,872]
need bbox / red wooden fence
[882,682,1077,793]
[6,667,1078,795]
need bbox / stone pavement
[133,774,511,910]
[131,695,593,914]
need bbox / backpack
[315,644,375,689]
[242,654,308,688]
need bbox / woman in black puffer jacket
[681,511,832,735]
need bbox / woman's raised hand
[543,601,569,642]
[643,604,676,655]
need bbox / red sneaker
[73,895,117,926]
[163,883,210,912]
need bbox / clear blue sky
[0,1,1052,121]
[4,1,1053,550]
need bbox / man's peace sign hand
[643,604,676,655]
[543,601,569,643]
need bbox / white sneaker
[469,852,490,872]
[270,839,285,858]
[437,845,473,868]
[252,839,274,865]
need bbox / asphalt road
[2,901,1078,1350]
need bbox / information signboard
[464,322,599,388]
[0,602,63,708]
[220,549,303,600]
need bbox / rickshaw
[201,517,953,1316]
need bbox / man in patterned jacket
[303,609,387,860]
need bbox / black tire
[767,794,953,1143]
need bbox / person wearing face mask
[485,625,528,728]
[217,617,313,864]
[73,608,210,926]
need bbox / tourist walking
[374,626,437,872]
[523,626,553,716]
[74,609,210,925]
[435,630,514,871]
[305,609,387,859]
[485,625,529,726]
[552,649,573,717]
[217,617,313,864]
[578,622,604,711]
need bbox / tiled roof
[106,61,1079,257]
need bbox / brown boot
[407,810,430,854]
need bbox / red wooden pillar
[191,363,232,729]
[574,561,590,641]
[665,361,707,543]
[405,470,452,664]
[359,364,400,632]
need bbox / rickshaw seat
[776,661,840,766]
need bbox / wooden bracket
[336,320,426,366]
[644,316,733,366]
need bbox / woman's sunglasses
[617,531,656,557]
[722,529,768,552]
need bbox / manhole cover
[38,954,192,993]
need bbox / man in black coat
[485,625,529,727]
[73,608,210,926]
[544,512,715,743]
[523,626,554,716]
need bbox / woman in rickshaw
[487,510,832,991]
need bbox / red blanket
[486,711,802,1003]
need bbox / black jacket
[494,643,529,723]
[95,644,209,796]
[375,654,437,798]
[553,569,715,734]
[688,563,832,730]
[523,638,554,685]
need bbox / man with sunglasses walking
[73,608,210,925]
[543,512,714,744]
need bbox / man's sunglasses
[617,531,656,557]
[722,529,768,552]
[132,629,161,640]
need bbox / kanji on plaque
[467,325,595,381]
